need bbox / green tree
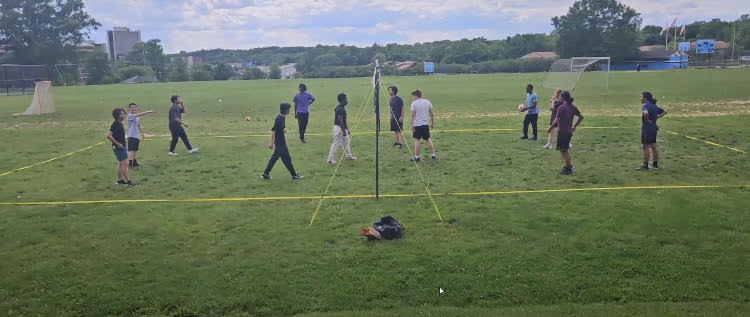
[313,53,342,66]
[242,67,267,80]
[83,48,110,84]
[269,64,281,79]
[639,25,664,46]
[0,0,100,65]
[126,39,167,80]
[501,34,555,58]
[116,65,155,82]
[167,58,190,82]
[191,64,213,81]
[213,63,235,80]
[552,0,642,62]
[736,15,750,50]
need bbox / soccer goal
[543,57,610,92]
[54,63,85,86]
[16,81,56,115]
[0,64,49,96]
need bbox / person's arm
[573,112,584,132]
[529,96,538,110]
[550,99,556,111]
[309,94,315,106]
[658,108,667,118]
[136,110,154,117]
[268,133,275,149]
[138,122,145,138]
[339,114,347,136]
[179,101,186,113]
[411,110,416,132]
[107,131,123,148]
[642,110,652,125]
[399,101,404,122]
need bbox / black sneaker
[409,156,421,162]
[261,173,270,180]
[398,144,404,149]
[520,136,529,140]
[132,161,140,167]
[116,179,125,185]
[558,167,574,175]
[529,137,537,141]
[124,180,135,187]
[291,174,304,180]
[651,164,659,170]
[636,165,650,171]
[300,139,306,144]
[392,142,398,147]
[431,154,438,160]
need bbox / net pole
[374,60,381,199]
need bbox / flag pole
[373,60,380,199]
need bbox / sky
[83,0,750,54]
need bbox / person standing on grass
[126,102,154,167]
[293,83,315,143]
[519,84,539,141]
[263,103,303,180]
[327,93,357,164]
[168,95,199,156]
[637,91,667,171]
[107,108,134,186]
[548,91,583,175]
[543,89,563,149]
[409,89,437,162]
[389,86,405,149]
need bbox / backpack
[372,216,403,239]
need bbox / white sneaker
[542,143,551,149]
[327,159,336,164]
[569,143,573,149]
[345,156,357,161]
[188,148,200,154]
[168,152,178,156]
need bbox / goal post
[543,57,611,92]
[16,81,56,115]
[54,63,85,86]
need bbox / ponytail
[642,92,657,104]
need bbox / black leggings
[523,114,539,138]
[297,112,309,141]
[264,146,297,176]
[169,125,193,152]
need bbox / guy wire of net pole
[378,75,443,223]
[308,81,375,226]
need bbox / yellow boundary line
[0,141,107,177]
[664,130,746,154]
[1,184,746,206]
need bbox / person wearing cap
[168,95,199,156]
[409,89,437,162]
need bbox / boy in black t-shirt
[263,103,303,180]
[107,108,134,186]
[327,93,356,164]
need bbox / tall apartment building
[107,27,142,60]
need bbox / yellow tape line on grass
[0,142,107,177]
[2,184,746,206]
[664,131,746,154]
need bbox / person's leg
[279,149,298,176]
[298,113,309,141]
[427,139,435,156]
[169,127,179,152]
[522,115,530,138]
[414,139,421,157]
[530,114,538,139]
[642,144,650,167]
[121,160,130,181]
[264,152,280,175]
[651,144,659,167]
[562,150,572,168]
[116,160,123,181]
[327,126,342,161]
[342,134,354,158]
[177,126,193,150]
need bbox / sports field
[1,69,749,316]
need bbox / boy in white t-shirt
[125,103,154,167]
[409,89,436,162]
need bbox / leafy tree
[83,48,110,84]
[639,25,664,46]
[552,0,642,62]
[167,58,190,82]
[501,34,555,58]
[313,53,342,66]
[371,53,387,63]
[736,15,750,50]
[269,64,281,79]
[212,63,235,80]
[0,0,100,65]
[126,39,167,80]
[116,65,155,82]
[190,64,213,81]
[242,67,267,80]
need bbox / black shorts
[641,128,658,144]
[550,110,557,126]
[557,132,572,151]
[390,118,404,132]
[412,125,430,140]
[127,137,140,152]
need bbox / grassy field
[1,69,749,316]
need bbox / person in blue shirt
[519,84,539,141]
[293,83,315,143]
[637,91,667,171]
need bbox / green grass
[1,69,749,316]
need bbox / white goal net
[543,57,610,92]
[18,81,56,115]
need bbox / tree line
[1,0,748,84]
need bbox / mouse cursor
[439,288,444,295]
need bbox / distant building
[107,27,141,60]
[520,52,558,59]
[394,61,416,70]
[280,63,297,79]
[76,41,105,56]
[611,48,688,71]
[186,56,203,68]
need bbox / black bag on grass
[372,216,403,239]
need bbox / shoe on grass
[346,156,357,161]
[124,180,135,187]
[431,154,437,160]
[636,165,650,171]
[409,156,421,162]
[261,173,270,180]
[558,167,574,175]
[188,148,200,154]
[520,136,529,140]
[291,174,304,180]
[542,143,551,149]
[116,179,125,185]
[530,137,537,141]
[168,152,178,156]
[327,159,336,164]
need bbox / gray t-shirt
[126,113,140,139]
